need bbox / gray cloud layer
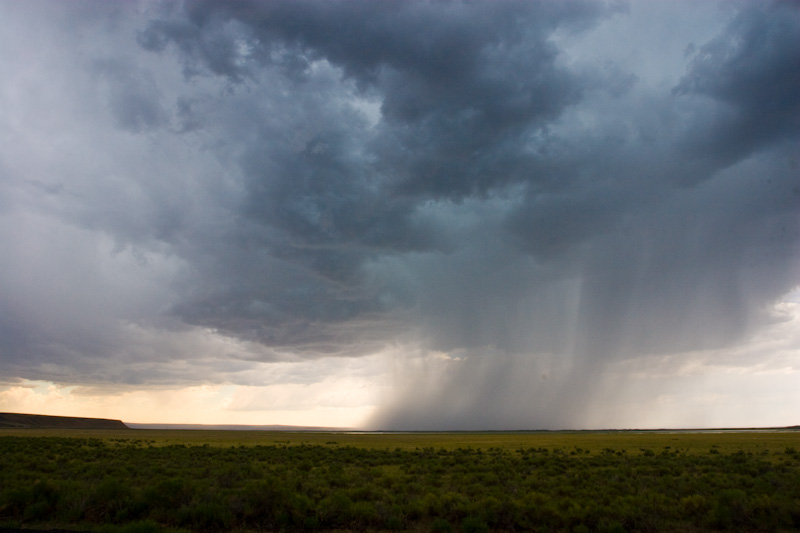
[1,0,797,428]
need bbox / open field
[1,429,799,532]
[0,427,798,455]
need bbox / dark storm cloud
[674,0,800,175]
[1,0,798,427]
[140,0,615,197]
[129,0,625,353]
[92,59,167,133]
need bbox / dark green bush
[711,488,749,530]
[431,517,453,532]
[114,519,162,533]
[461,514,490,533]
[2,436,800,532]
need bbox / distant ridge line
[127,424,800,433]
[126,423,350,431]
[0,412,128,430]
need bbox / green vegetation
[2,428,799,453]
[1,430,799,532]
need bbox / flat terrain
[1,427,798,455]
[1,429,799,532]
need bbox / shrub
[598,518,626,533]
[23,480,60,522]
[350,500,378,527]
[318,491,353,527]
[430,517,453,532]
[0,487,32,517]
[115,519,162,533]
[385,513,404,531]
[177,500,231,532]
[711,489,749,530]
[3,435,800,532]
[142,478,191,513]
[461,515,489,533]
[88,477,133,523]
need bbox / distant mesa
[126,423,350,431]
[0,412,128,430]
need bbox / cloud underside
[0,0,798,428]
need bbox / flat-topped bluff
[0,412,128,430]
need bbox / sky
[0,0,798,430]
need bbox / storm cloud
[0,0,798,429]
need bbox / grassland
[2,427,798,454]
[1,429,799,532]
